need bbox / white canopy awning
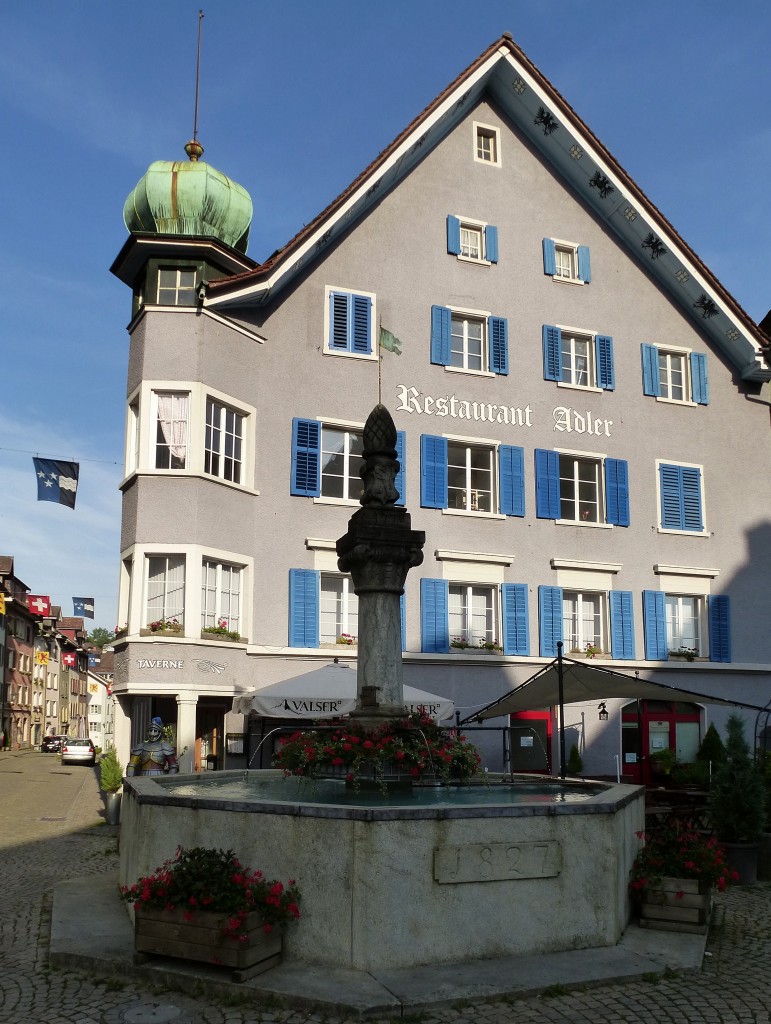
[232,664,455,722]
[465,657,769,721]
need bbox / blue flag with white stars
[73,598,95,619]
[33,458,79,509]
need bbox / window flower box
[140,628,185,638]
[201,630,247,644]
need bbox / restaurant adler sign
[395,384,614,437]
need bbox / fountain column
[336,405,425,724]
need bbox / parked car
[60,738,96,767]
[41,735,66,753]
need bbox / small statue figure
[126,717,179,776]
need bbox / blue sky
[1,1,769,632]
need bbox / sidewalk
[51,871,709,1018]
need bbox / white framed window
[320,425,364,501]
[127,383,255,489]
[473,122,501,166]
[448,442,495,513]
[449,584,496,646]
[542,238,590,284]
[666,594,703,655]
[559,454,603,523]
[320,574,359,644]
[146,554,186,626]
[432,305,508,376]
[157,268,197,306]
[563,591,607,653]
[201,559,242,634]
[658,349,688,401]
[205,398,244,484]
[153,392,190,470]
[447,215,498,265]
[560,330,594,388]
[642,344,709,405]
[123,543,252,640]
[324,287,376,359]
[451,313,486,372]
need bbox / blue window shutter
[610,591,635,660]
[290,418,321,496]
[690,352,709,405]
[502,583,529,656]
[446,215,461,255]
[660,464,703,531]
[499,445,525,517]
[538,586,563,657]
[681,467,704,531]
[577,245,591,283]
[542,238,557,275]
[708,595,731,663]
[485,224,499,263]
[535,449,560,519]
[659,464,683,529]
[329,292,349,350]
[394,430,406,507]
[605,458,630,527]
[351,294,371,353]
[421,578,449,653]
[489,316,509,375]
[643,590,668,660]
[420,434,448,508]
[288,569,319,648]
[430,305,451,366]
[642,344,660,396]
[542,325,562,381]
[596,335,615,390]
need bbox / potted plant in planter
[99,744,123,825]
[649,747,677,780]
[120,846,301,981]
[709,714,766,883]
[201,617,243,643]
[141,617,184,637]
[629,818,736,932]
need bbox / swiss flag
[28,595,51,616]
[62,652,76,668]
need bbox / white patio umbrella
[232,663,455,723]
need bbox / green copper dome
[124,141,252,253]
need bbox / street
[1,749,770,1024]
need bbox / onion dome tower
[111,140,257,309]
[123,139,252,253]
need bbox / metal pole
[557,641,566,780]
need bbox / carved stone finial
[360,404,400,508]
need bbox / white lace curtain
[156,393,189,463]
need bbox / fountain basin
[120,770,644,971]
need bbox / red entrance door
[509,711,552,774]
[621,700,702,787]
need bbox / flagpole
[378,315,382,406]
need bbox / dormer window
[157,268,197,306]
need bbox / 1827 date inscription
[434,841,561,884]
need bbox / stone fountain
[120,405,645,972]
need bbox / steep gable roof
[206,33,769,381]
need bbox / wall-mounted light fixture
[598,702,609,721]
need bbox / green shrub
[709,715,765,842]
[697,723,726,765]
[566,744,583,775]
[99,744,123,793]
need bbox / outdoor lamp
[598,702,609,721]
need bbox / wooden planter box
[638,877,711,934]
[134,905,282,981]
[139,628,184,638]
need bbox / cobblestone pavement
[1,749,770,1024]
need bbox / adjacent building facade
[110,35,771,781]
